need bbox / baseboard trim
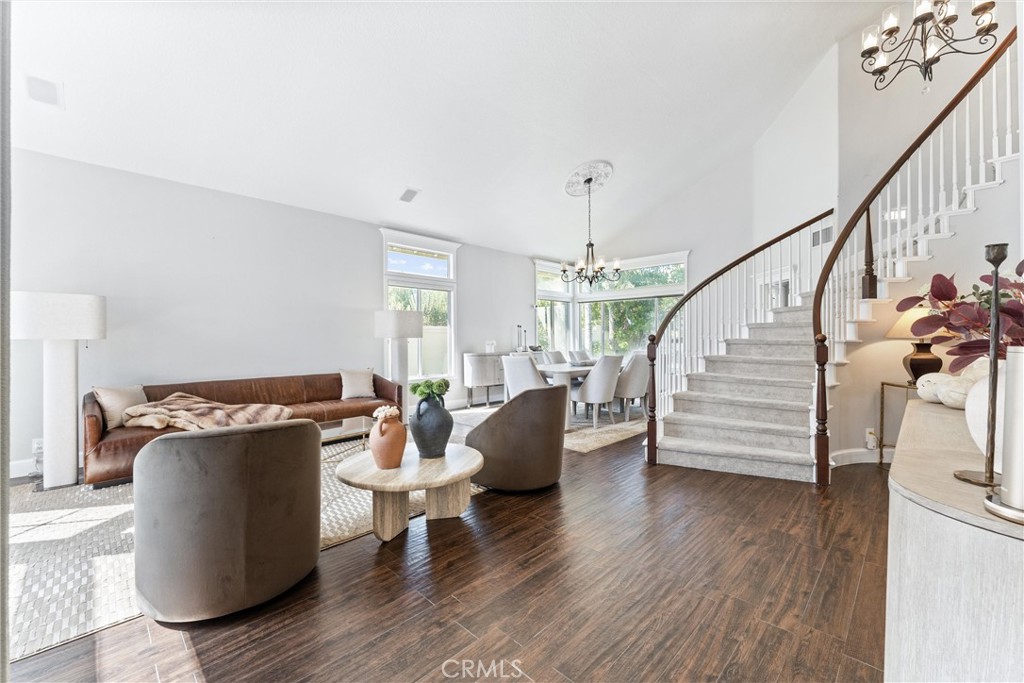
[831,447,893,468]
[10,458,38,479]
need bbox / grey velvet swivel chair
[133,419,321,622]
[467,384,567,491]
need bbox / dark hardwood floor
[11,435,889,683]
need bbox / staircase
[659,303,817,481]
[647,28,1020,484]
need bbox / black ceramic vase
[408,396,453,458]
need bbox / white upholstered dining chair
[614,352,650,422]
[502,355,549,399]
[544,350,568,364]
[571,355,622,429]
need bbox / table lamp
[885,306,942,384]
[11,291,106,488]
[374,310,423,420]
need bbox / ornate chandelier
[860,1,1000,90]
[561,160,621,286]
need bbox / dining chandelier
[561,160,621,286]
[860,0,1000,90]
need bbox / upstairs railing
[811,27,1019,486]
[645,209,835,464]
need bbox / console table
[885,400,1023,682]
[463,352,506,406]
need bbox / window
[579,296,680,357]
[536,299,570,352]
[586,263,687,292]
[381,229,460,380]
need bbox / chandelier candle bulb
[872,51,890,74]
[941,1,959,23]
[914,0,935,24]
[862,25,881,56]
[882,5,902,35]
[925,36,943,63]
[975,6,997,34]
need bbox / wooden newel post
[814,334,830,487]
[646,334,658,465]
[862,213,878,299]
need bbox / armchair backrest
[466,384,567,491]
[544,350,567,364]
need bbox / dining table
[534,362,594,429]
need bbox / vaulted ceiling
[12,1,879,259]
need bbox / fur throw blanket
[123,392,293,431]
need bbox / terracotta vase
[369,417,406,469]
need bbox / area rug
[7,439,476,661]
[451,404,646,453]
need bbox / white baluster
[1005,56,1014,155]
[939,120,947,213]
[917,149,924,240]
[951,108,959,211]
[978,78,986,182]
[965,93,973,188]
[991,69,999,161]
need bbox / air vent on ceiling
[399,188,419,203]
[25,76,64,108]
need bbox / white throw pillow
[93,384,148,429]
[340,369,376,399]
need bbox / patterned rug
[450,403,647,452]
[7,438,474,661]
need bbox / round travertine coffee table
[335,443,484,542]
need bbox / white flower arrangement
[372,405,400,421]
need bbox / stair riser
[771,309,813,324]
[658,449,815,482]
[663,420,809,452]
[747,325,814,341]
[673,398,808,427]
[686,377,812,403]
[725,342,816,360]
[705,358,815,381]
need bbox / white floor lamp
[374,310,423,421]
[11,292,106,489]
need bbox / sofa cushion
[288,402,327,422]
[92,385,148,429]
[319,398,393,423]
[340,369,375,399]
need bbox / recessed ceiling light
[399,188,419,203]
[25,75,64,108]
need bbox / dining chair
[502,355,549,399]
[571,355,623,429]
[544,350,568,364]
[614,352,650,422]
[568,350,591,363]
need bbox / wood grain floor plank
[805,547,866,640]
[718,618,797,683]
[781,625,846,683]
[755,542,828,633]
[835,655,884,683]
[843,561,887,670]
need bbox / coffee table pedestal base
[372,491,410,542]
[426,478,471,519]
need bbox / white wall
[605,149,754,286]
[9,150,533,473]
[753,45,839,244]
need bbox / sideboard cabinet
[463,353,505,406]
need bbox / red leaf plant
[896,259,1024,373]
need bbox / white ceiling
[11,1,880,260]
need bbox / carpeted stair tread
[704,354,815,366]
[671,390,810,412]
[662,411,807,437]
[686,372,813,389]
[658,436,813,465]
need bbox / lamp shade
[885,306,937,341]
[11,291,106,340]
[374,310,423,339]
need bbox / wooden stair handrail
[652,208,835,345]
[812,26,1017,338]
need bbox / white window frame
[381,228,461,380]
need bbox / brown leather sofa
[83,372,401,486]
